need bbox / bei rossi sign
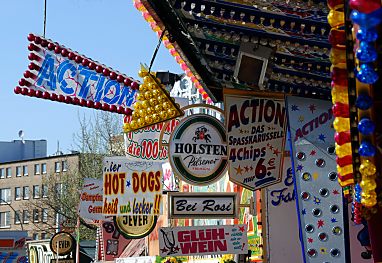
[169,114,228,185]
[168,192,239,219]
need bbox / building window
[34,164,40,175]
[0,188,11,204]
[33,185,40,199]
[42,185,48,198]
[33,209,39,222]
[42,208,48,223]
[14,211,21,224]
[23,186,29,200]
[0,211,10,228]
[23,210,30,223]
[6,168,11,178]
[62,161,68,172]
[15,187,21,200]
[0,168,4,179]
[16,166,21,177]
[23,165,28,176]
[55,183,63,196]
[55,162,60,173]
[42,163,47,174]
[41,233,47,239]
[33,233,38,240]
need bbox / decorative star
[291,105,299,111]
[244,166,249,172]
[307,238,313,243]
[331,218,338,223]
[269,145,274,150]
[313,196,321,205]
[310,150,316,156]
[235,166,243,175]
[296,164,304,172]
[318,134,326,142]
[126,180,131,188]
[160,247,168,253]
[302,209,306,215]
[298,116,305,123]
[239,226,245,232]
[320,247,327,254]
[174,245,180,251]
[309,104,317,113]
[273,148,280,156]
[312,172,319,181]
[333,189,340,195]
[317,219,325,228]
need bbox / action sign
[159,224,248,257]
[224,89,287,190]
[15,34,138,115]
[168,192,239,219]
[102,157,163,216]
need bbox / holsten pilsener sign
[169,114,227,185]
[168,192,239,219]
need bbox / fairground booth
[14,0,382,262]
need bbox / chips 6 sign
[15,34,138,115]
[224,89,286,190]
[103,157,163,216]
[159,225,248,257]
[169,114,227,185]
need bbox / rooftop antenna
[18,130,25,144]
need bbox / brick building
[0,153,80,240]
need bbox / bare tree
[26,111,124,240]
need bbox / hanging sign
[113,215,158,239]
[15,34,138,115]
[168,114,227,185]
[159,224,248,257]
[78,178,109,221]
[50,232,75,256]
[168,192,239,219]
[99,221,132,261]
[102,157,163,216]
[224,89,286,190]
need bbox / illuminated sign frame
[15,33,139,115]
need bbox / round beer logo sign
[114,215,158,239]
[169,114,227,185]
[50,231,75,256]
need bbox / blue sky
[0,0,181,155]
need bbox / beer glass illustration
[160,229,177,255]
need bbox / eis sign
[159,225,248,257]
[169,114,227,185]
[15,34,138,115]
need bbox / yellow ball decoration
[327,9,344,28]
[144,91,153,100]
[159,111,168,120]
[138,69,148,78]
[143,76,151,84]
[337,164,353,175]
[333,117,350,132]
[130,120,137,130]
[157,96,166,103]
[362,198,377,207]
[152,89,159,97]
[335,143,352,158]
[359,160,377,176]
[149,98,158,107]
[148,82,159,90]
[360,180,377,191]
[145,115,153,123]
[331,87,348,104]
[155,104,163,112]
[137,118,145,127]
[132,111,140,119]
[146,107,153,114]
[330,48,346,65]
[134,102,142,110]
[136,93,145,101]
[138,109,146,117]
[139,84,148,93]
[141,100,150,109]
[152,114,160,122]
[167,109,176,117]
[123,123,130,132]
[162,102,170,110]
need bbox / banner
[224,89,286,190]
[264,156,302,263]
[159,224,248,257]
[16,34,138,114]
[79,178,108,221]
[124,98,188,162]
[103,157,163,216]
[168,192,239,219]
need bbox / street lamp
[0,198,24,231]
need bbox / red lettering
[132,172,139,193]
[104,173,112,195]
[180,242,198,254]
[178,231,190,242]
[155,171,161,191]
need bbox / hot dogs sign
[103,157,163,216]
[224,89,287,190]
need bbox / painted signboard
[287,96,348,263]
[158,224,248,257]
[114,215,158,239]
[102,157,163,216]
[264,156,302,263]
[79,178,108,221]
[50,232,75,256]
[169,114,227,185]
[99,221,132,261]
[224,89,287,191]
[27,241,65,263]
[15,34,138,115]
[168,192,239,219]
